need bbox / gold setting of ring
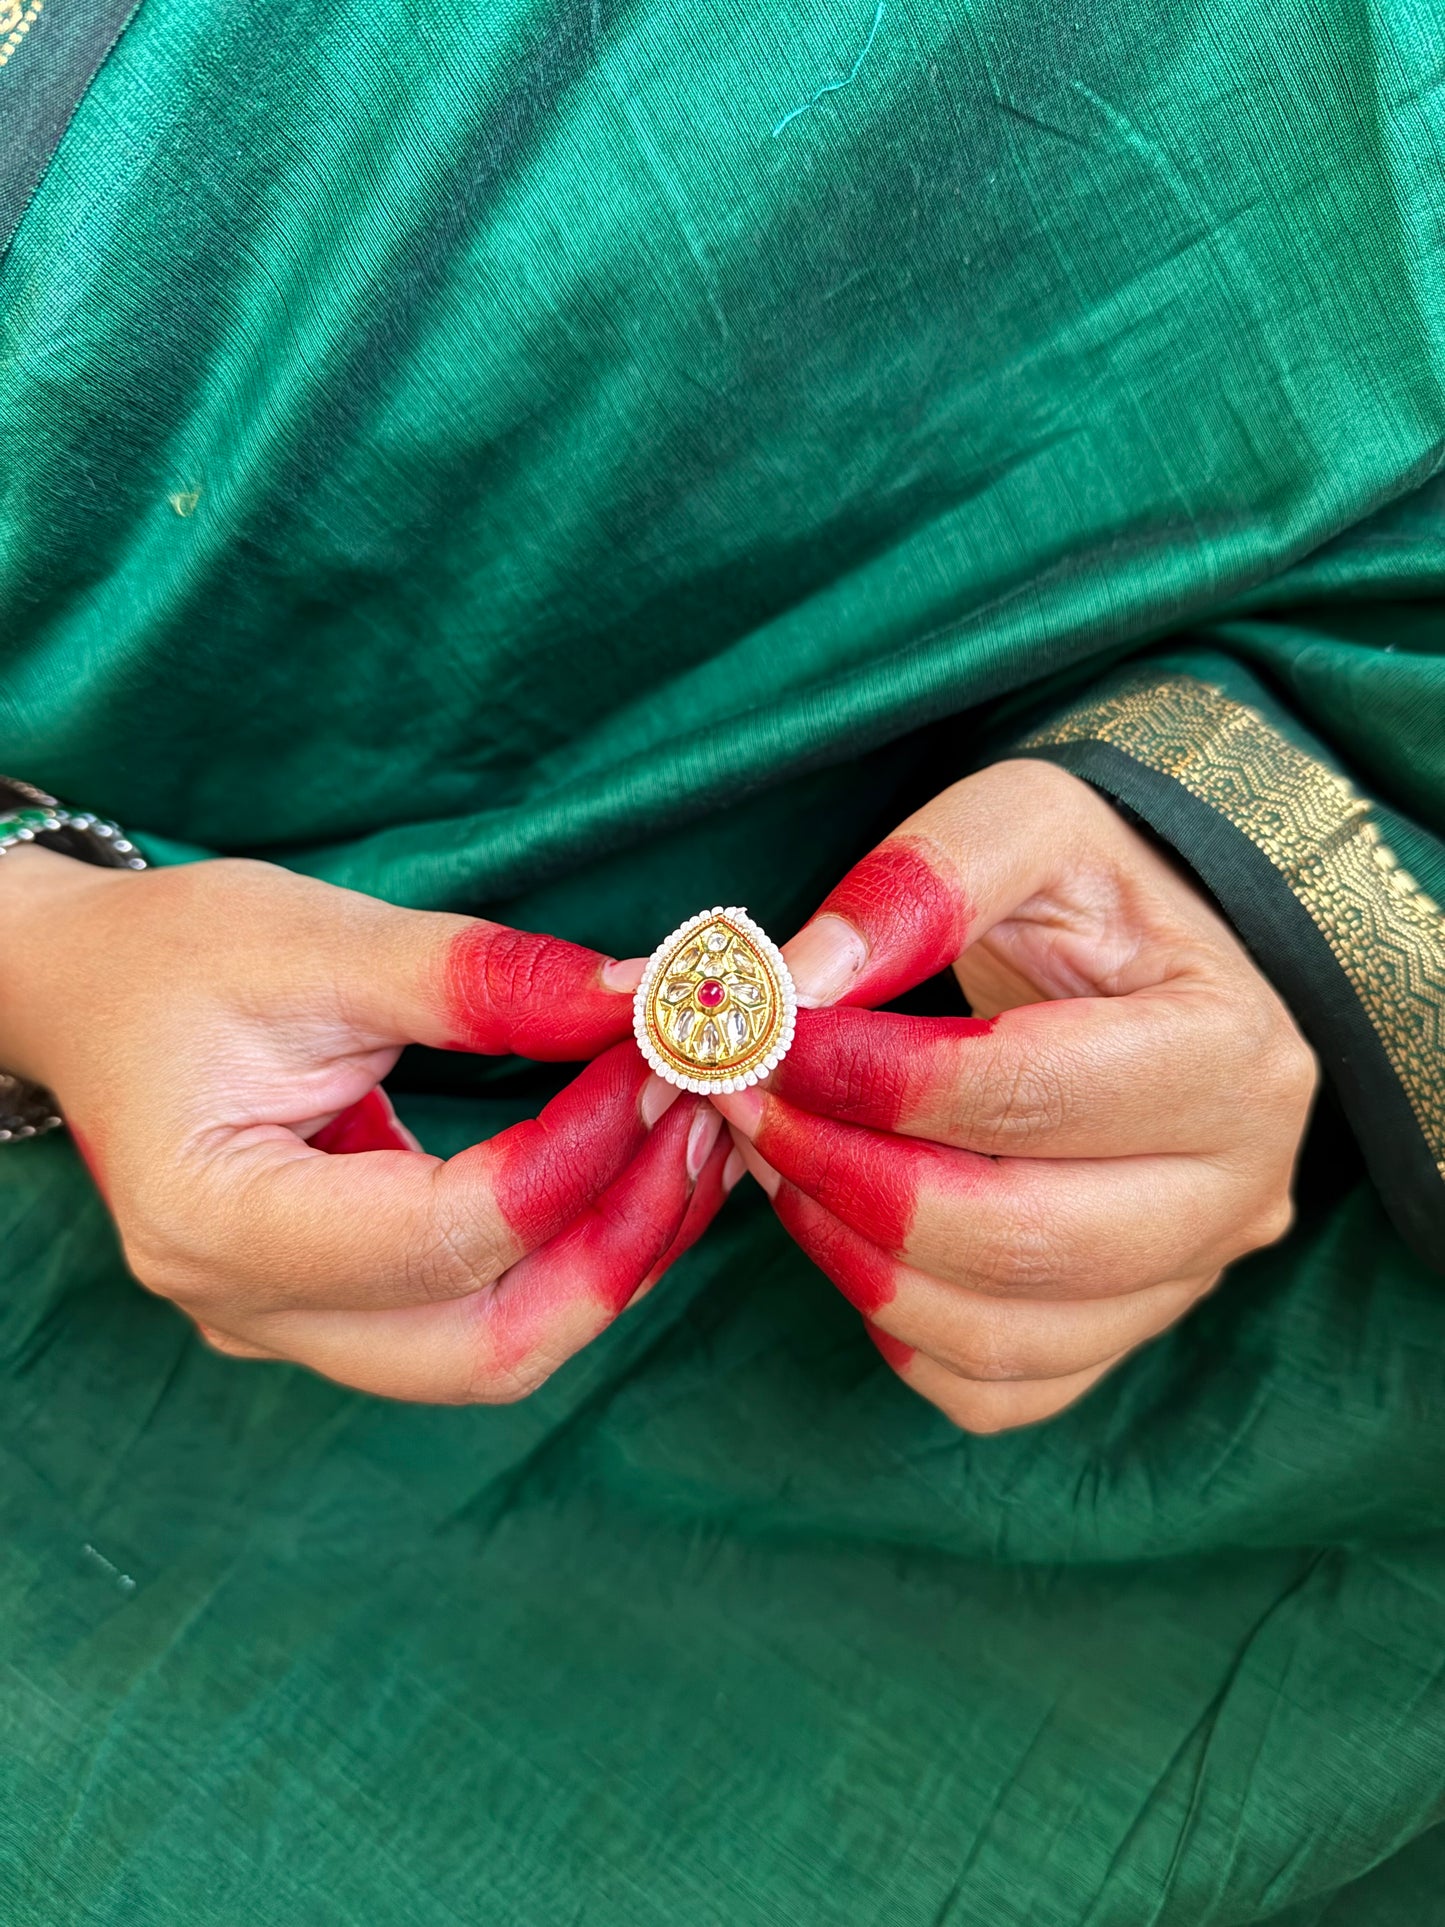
[633,906,796,1092]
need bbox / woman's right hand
[0,850,727,1401]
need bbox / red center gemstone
[697,979,725,1009]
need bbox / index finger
[279,877,648,1062]
[209,1095,716,1403]
[769,992,1254,1158]
[781,833,973,1009]
[149,1042,677,1315]
[714,1085,1246,1298]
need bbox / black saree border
[0,0,144,264]
[1015,674,1445,1272]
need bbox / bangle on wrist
[0,1073,63,1144]
[0,778,147,871]
[0,776,148,1144]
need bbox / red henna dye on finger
[68,1123,109,1204]
[773,1180,898,1316]
[771,1007,994,1131]
[636,1132,732,1297]
[866,1322,916,1373]
[804,836,971,1009]
[487,1098,703,1372]
[756,1099,921,1252]
[476,1041,656,1252]
[440,921,636,1060]
[747,1092,992,1256]
[576,1096,702,1314]
[310,1088,417,1155]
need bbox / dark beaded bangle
[0,777,148,1144]
[0,1072,63,1143]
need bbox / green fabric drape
[2,0,1444,1918]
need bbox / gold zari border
[1022,675,1445,1182]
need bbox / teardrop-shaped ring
[633,906,797,1093]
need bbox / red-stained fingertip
[440,921,637,1060]
[770,1006,995,1132]
[69,1123,109,1204]
[753,1098,923,1252]
[728,1132,780,1197]
[636,1130,732,1298]
[773,1180,897,1315]
[866,1322,916,1373]
[310,1088,420,1155]
[470,1096,704,1380]
[482,1041,655,1250]
[792,836,971,1010]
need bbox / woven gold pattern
[1023,675,1445,1180]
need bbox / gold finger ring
[634,906,797,1093]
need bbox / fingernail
[686,1107,724,1180]
[734,1135,781,1198]
[785,914,867,1008]
[711,1085,763,1136]
[640,1075,680,1128]
[722,1146,745,1193]
[602,956,647,994]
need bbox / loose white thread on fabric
[82,1543,137,1594]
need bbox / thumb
[780,762,1075,1009]
[333,898,647,1060]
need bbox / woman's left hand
[712,759,1319,1433]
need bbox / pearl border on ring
[632,905,797,1093]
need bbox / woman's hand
[714,760,1318,1433]
[0,851,726,1401]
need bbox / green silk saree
[2,0,1444,1918]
